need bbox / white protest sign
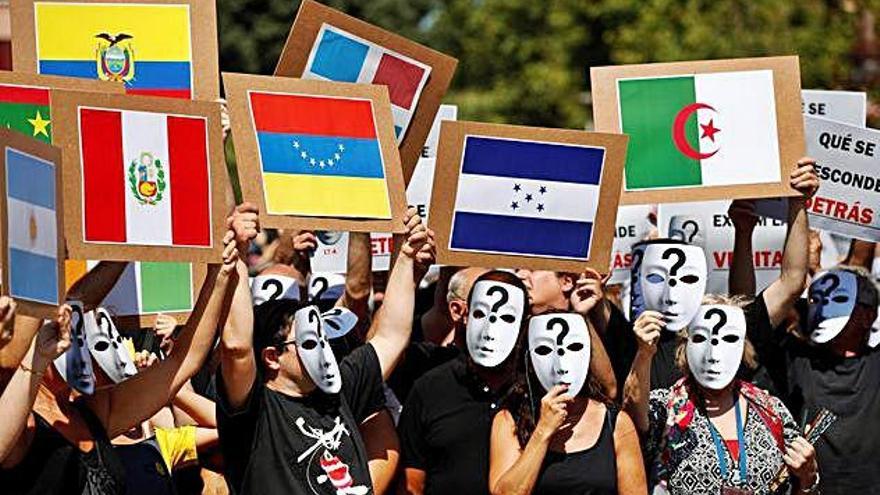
[801,116,880,241]
[659,200,788,294]
[608,205,653,284]
[406,104,458,222]
[802,90,866,126]
[311,231,395,274]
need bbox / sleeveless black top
[532,406,619,495]
[0,402,126,495]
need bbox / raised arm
[337,232,372,338]
[219,203,260,411]
[0,305,70,462]
[843,239,877,270]
[367,208,434,380]
[90,234,239,437]
[622,311,663,434]
[66,261,128,312]
[728,200,759,297]
[763,158,818,328]
[613,411,648,494]
[570,269,618,401]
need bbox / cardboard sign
[406,104,457,222]
[658,200,788,294]
[802,90,866,126]
[0,128,65,318]
[608,205,653,284]
[65,260,205,327]
[223,72,407,233]
[801,116,880,241]
[592,56,803,205]
[11,0,220,101]
[274,0,457,184]
[430,121,627,272]
[52,89,229,262]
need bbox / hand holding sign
[790,158,819,198]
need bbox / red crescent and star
[672,103,721,160]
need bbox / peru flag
[79,108,211,247]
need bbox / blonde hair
[674,294,758,373]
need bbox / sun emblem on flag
[293,140,345,169]
[95,32,136,84]
[127,152,166,206]
[28,208,38,246]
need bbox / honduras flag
[450,136,605,260]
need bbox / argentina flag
[450,136,605,260]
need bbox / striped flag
[618,70,781,190]
[303,24,431,141]
[450,136,604,260]
[33,3,193,99]
[78,108,211,247]
[0,85,51,142]
[249,91,391,219]
[6,147,60,304]
[65,261,194,315]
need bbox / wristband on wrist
[801,471,820,494]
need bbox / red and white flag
[79,108,211,247]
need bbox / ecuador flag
[0,85,51,142]
[250,92,392,219]
[33,3,193,99]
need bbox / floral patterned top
[646,381,800,494]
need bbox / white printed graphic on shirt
[295,416,369,495]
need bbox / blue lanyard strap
[707,393,748,483]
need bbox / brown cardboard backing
[0,127,65,318]
[10,0,220,101]
[112,262,207,329]
[590,55,804,205]
[428,121,628,273]
[223,72,407,234]
[274,0,457,185]
[51,89,229,263]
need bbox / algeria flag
[618,70,781,191]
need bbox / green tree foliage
[217,0,876,128]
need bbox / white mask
[668,215,705,249]
[528,313,591,397]
[629,242,649,321]
[869,315,880,349]
[686,305,746,390]
[294,305,341,394]
[640,244,707,330]
[251,274,300,306]
[809,270,859,344]
[308,273,346,302]
[53,301,95,395]
[85,307,137,383]
[466,280,525,368]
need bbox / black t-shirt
[114,438,175,495]
[387,341,461,404]
[217,343,384,495]
[398,355,502,495]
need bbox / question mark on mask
[307,307,325,340]
[311,276,329,301]
[486,285,509,323]
[262,278,284,301]
[682,220,699,243]
[662,248,686,286]
[71,303,85,347]
[816,273,841,304]
[548,317,570,351]
[705,308,728,337]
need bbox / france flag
[450,136,605,260]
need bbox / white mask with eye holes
[85,307,137,384]
[640,244,707,331]
[53,301,95,394]
[251,274,300,306]
[809,270,858,344]
[686,305,746,390]
[528,313,591,397]
[294,305,342,394]
[466,280,526,368]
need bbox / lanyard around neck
[707,393,748,484]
